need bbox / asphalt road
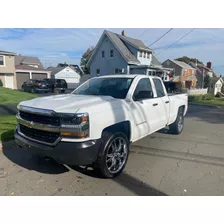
[0,105,224,196]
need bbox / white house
[209,77,223,95]
[47,66,81,89]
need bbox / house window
[0,56,5,66]
[110,49,114,57]
[139,51,142,57]
[96,69,100,75]
[102,51,105,58]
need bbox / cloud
[0,28,224,73]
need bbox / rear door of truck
[151,77,170,127]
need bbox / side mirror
[134,90,153,101]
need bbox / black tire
[95,132,130,178]
[61,90,65,94]
[169,107,184,134]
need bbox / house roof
[151,55,162,67]
[170,74,197,82]
[47,66,79,76]
[169,59,195,69]
[15,55,44,69]
[47,67,64,76]
[15,65,48,71]
[211,77,223,84]
[0,50,16,56]
[105,30,140,64]
[117,34,153,52]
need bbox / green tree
[175,56,203,65]
[203,75,211,88]
[80,46,94,74]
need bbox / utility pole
[202,68,204,89]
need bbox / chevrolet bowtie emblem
[28,121,34,128]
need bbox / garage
[32,73,48,80]
[16,72,30,89]
[5,74,14,89]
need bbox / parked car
[21,79,50,93]
[15,75,188,178]
[44,78,67,93]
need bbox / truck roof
[96,74,153,79]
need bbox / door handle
[165,101,170,104]
[153,103,158,106]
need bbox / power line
[156,28,195,56]
[138,28,149,38]
[148,28,173,47]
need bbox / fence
[187,88,208,95]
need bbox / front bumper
[15,129,100,166]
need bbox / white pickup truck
[15,75,188,178]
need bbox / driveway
[0,105,224,196]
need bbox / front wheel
[95,132,129,178]
[169,107,184,134]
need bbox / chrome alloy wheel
[106,137,128,174]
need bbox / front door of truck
[129,77,161,140]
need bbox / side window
[153,78,165,97]
[133,78,153,101]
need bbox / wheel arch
[102,121,131,142]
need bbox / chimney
[121,30,126,36]
[207,61,212,69]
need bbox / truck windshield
[72,77,133,99]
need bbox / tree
[203,75,211,88]
[175,56,203,65]
[80,46,94,74]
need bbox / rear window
[57,79,66,84]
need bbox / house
[0,50,17,89]
[87,30,171,79]
[189,61,216,88]
[57,63,84,76]
[15,55,51,89]
[47,65,81,89]
[162,59,197,89]
[208,77,223,95]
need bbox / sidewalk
[0,104,17,116]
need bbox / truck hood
[18,94,121,114]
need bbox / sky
[0,28,224,75]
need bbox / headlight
[60,113,89,138]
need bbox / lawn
[0,87,37,105]
[188,94,224,106]
[0,115,17,142]
[190,98,224,106]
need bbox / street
[0,105,224,196]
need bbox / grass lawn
[191,98,224,106]
[0,87,37,105]
[0,115,17,142]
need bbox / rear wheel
[95,132,129,178]
[169,107,184,134]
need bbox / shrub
[202,94,215,100]
[188,94,203,102]
[0,79,3,87]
